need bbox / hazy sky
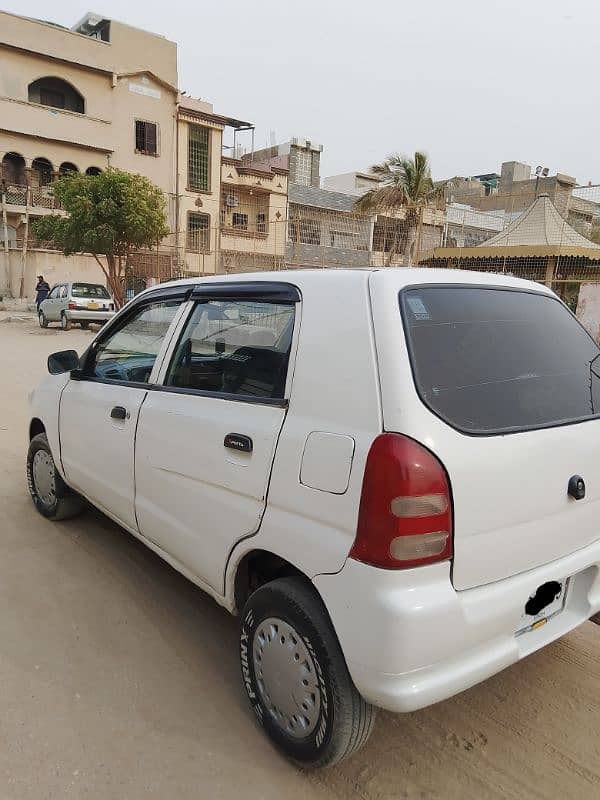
[4,0,598,183]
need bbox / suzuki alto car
[38,281,115,330]
[27,269,600,767]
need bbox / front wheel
[60,313,72,331]
[80,321,89,330]
[38,311,48,328]
[27,433,85,520]
[239,577,376,768]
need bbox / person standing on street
[35,275,50,310]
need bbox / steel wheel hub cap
[253,617,321,738]
[32,450,56,506]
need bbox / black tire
[38,311,48,328]
[239,577,376,768]
[26,433,85,520]
[80,321,89,330]
[60,313,72,331]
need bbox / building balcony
[0,96,113,155]
[2,184,65,214]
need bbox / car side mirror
[47,349,80,375]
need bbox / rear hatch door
[371,274,600,590]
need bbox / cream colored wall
[0,49,114,120]
[107,20,177,87]
[0,11,177,88]
[5,249,105,299]
[109,75,177,195]
[0,131,110,175]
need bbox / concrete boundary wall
[1,249,105,298]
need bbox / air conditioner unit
[225,193,238,208]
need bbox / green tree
[33,169,169,308]
[355,151,444,265]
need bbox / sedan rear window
[401,286,600,434]
[72,283,110,299]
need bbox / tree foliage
[33,169,169,307]
[354,151,444,265]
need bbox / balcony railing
[1,184,63,210]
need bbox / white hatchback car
[27,269,600,767]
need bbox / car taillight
[68,302,77,310]
[349,433,453,569]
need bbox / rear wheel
[38,311,48,328]
[60,312,72,331]
[27,433,85,520]
[80,321,89,330]
[239,577,376,768]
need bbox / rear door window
[165,300,295,399]
[401,286,600,434]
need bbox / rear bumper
[65,310,114,322]
[313,540,600,713]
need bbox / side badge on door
[568,475,585,500]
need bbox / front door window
[86,301,180,384]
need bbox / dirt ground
[1,312,599,800]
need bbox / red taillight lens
[349,433,453,569]
[68,302,77,310]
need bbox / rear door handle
[110,405,128,420]
[224,433,253,453]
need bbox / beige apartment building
[1,10,289,299]
[0,10,182,297]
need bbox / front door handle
[110,405,128,421]
[224,433,253,453]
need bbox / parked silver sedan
[39,282,115,330]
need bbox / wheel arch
[29,417,46,440]
[231,548,312,614]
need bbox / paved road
[1,314,599,799]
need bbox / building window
[59,162,79,176]
[256,213,267,234]
[187,213,211,252]
[373,218,405,252]
[294,149,312,186]
[135,120,158,156]
[232,212,248,230]
[288,217,321,245]
[31,158,54,187]
[188,125,210,191]
[28,77,84,114]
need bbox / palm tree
[355,151,444,265]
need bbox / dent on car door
[134,284,300,593]
[59,296,185,529]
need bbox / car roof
[147,267,553,297]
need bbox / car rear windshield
[401,286,600,434]
[71,283,110,299]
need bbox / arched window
[59,162,79,177]
[1,152,26,185]
[28,77,84,114]
[86,166,102,176]
[31,157,54,187]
